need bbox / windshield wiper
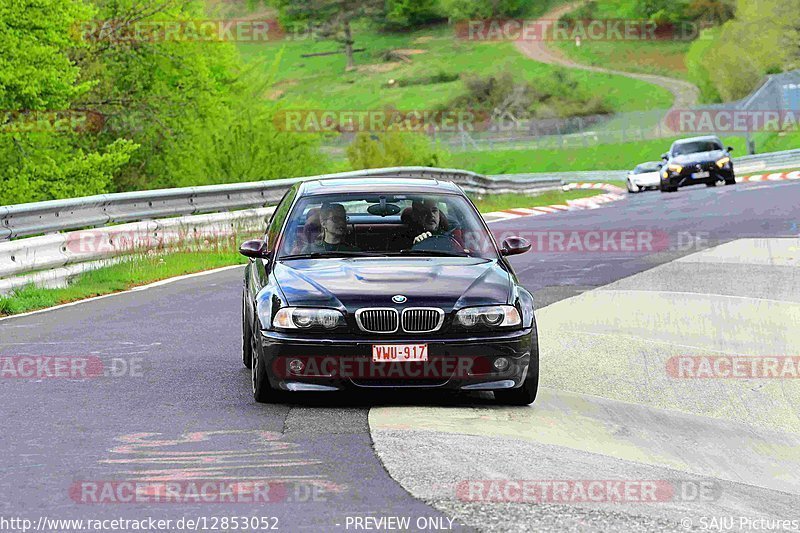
[279,251,387,260]
[390,250,470,257]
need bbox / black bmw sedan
[239,177,538,405]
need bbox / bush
[383,0,444,29]
[559,1,598,25]
[438,0,528,20]
[448,70,612,119]
[634,0,689,22]
[346,132,443,169]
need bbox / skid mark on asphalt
[94,430,345,491]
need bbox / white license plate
[692,171,710,179]
[372,344,428,362]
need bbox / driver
[304,203,359,252]
[395,197,452,249]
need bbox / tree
[687,0,736,25]
[0,0,136,205]
[384,0,443,29]
[272,0,382,71]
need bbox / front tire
[251,329,276,403]
[725,176,736,185]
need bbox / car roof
[298,176,464,197]
[672,135,722,145]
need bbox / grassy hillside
[237,24,674,115]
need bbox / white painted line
[506,208,542,215]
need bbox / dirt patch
[266,79,298,100]
[356,62,402,74]
[413,36,434,44]
[392,48,427,55]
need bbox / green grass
[240,24,673,115]
[753,131,800,153]
[445,135,752,174]
[552,0,693,80]
[469,188,604,212]
[0,250,247,316]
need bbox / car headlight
[716,156,731,168]
[273,307,346,330]
[667,164,683,173]
[454,305,521,329]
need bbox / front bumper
[630,176,660,189]
[257,328,535,391]
[662,165,734,188]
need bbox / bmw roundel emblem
[392,295,407,304]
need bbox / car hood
[671,150,727,165]
[273,257,512,311]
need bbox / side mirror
[727,146,734,152]
[661,153,669,160]
[239,239,270,259]
[500,237,531,257]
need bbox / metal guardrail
[734,148,800,173]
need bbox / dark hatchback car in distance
[239,177,539,405]
[660,135,736,192]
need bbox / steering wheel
[409,230,464,253]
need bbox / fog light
[288,359,304,374]
[493,357,509,371]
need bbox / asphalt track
[0,179,798,532]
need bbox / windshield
[673,140,723,156]
[634,163,661,173]
[276,192,499,260]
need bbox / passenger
[304,203,359,253]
